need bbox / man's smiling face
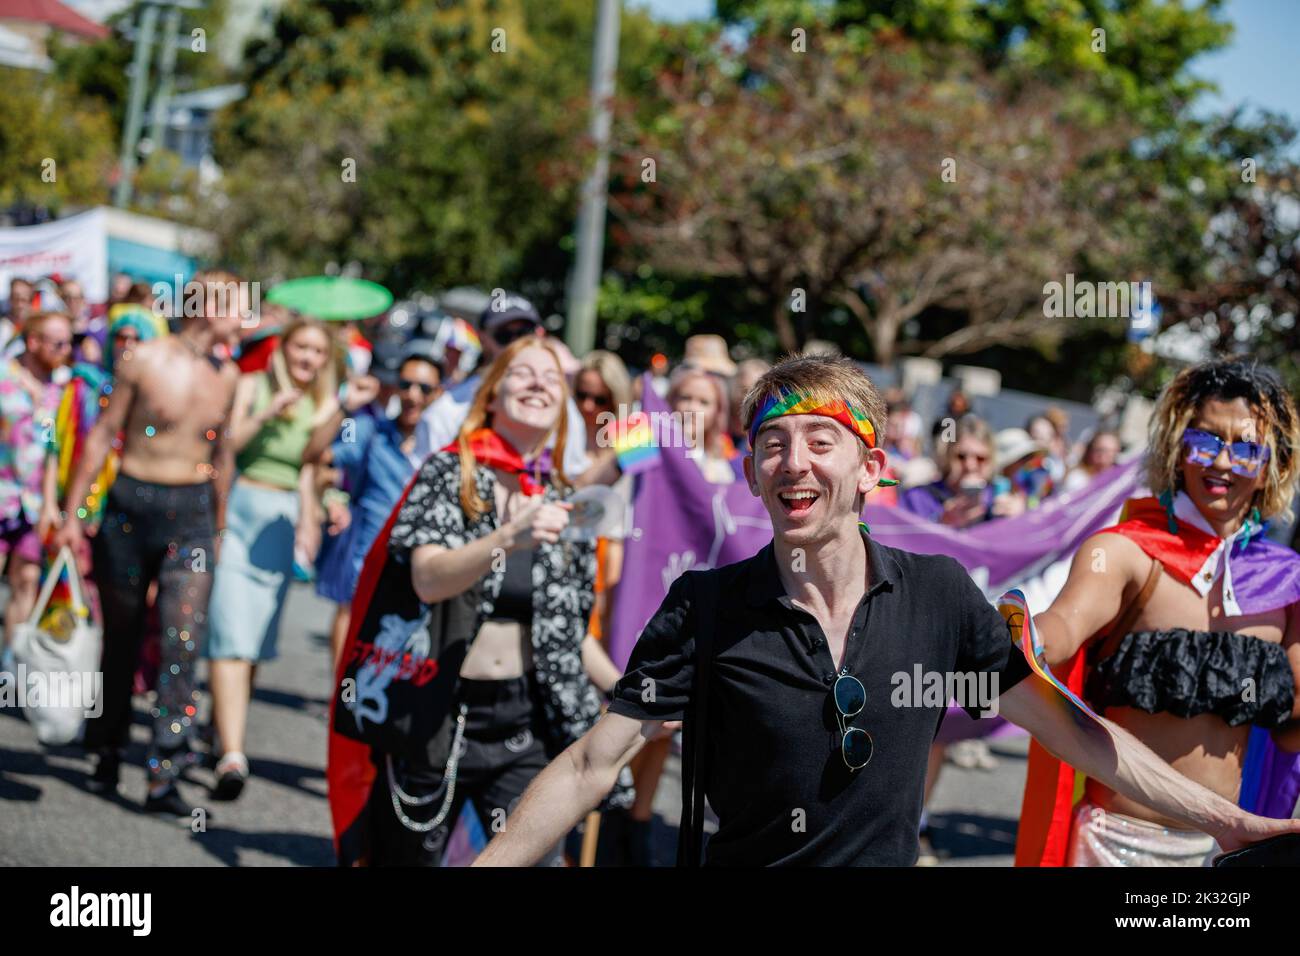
[744,413,886,546]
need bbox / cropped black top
[1086,629,1295,728]
[486,547,534,625]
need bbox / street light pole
[565,0,621,359]
[147,3,185,148]
[114,1,160,208]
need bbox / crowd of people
[1,268,1297,868]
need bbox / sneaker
[144,785,202,824]
[212,752,249,801]
[292,548,315,582]
[946,739,995,770]
[86,750,121,795]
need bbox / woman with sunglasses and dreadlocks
[472,353,1300,867]
[1018,359,1300,867]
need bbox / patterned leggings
[84,474,215,784]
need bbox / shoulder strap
[250,371,272,415]
[677,571,719,867]
[1091,559,1162,664]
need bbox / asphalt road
[0,581,1025,866]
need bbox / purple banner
[608,378,1142,669]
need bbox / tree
[1161,111,1300,386]
[0,69,116,213]
[207,0,674,309]
[605,26,1137,360]
[50,0,237,216]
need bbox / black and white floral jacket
[389,450,633,807]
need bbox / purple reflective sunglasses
[1182,427,1271,477]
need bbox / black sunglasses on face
[399,379,437,396]
[833,672,873,771]
[492,322,536,346]
[575,389,612,408]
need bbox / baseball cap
[479,293,541,336]
[400,338,441,372]
[369,338,405,386]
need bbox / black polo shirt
[608,527,1032,866]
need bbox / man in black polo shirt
[476,355,1300,866]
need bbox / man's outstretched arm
[999,675,1300,853]
[473,711,659,866]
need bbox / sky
[636,0,1300,124]
[1193,0,1298,123]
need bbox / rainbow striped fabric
[612,410,661,474]
[997,588,1102,729]
[748,390,878,451]
[53,369,117,523]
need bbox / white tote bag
[8,546,103,745]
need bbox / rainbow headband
[748,390,900,488]
[748,390,878,450]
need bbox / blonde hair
[1145,359,1300,521]
[941,414,995,470]
[740,353,887,452]
[669,365,730,459]
[456,337,571,521]
[269,317,339,414]
[579,349,633,411]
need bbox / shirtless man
[55,271,245,819]
[1025,359,1300,865]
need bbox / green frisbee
[265,276,394,321]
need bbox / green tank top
[236,372,318,489]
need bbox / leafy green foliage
[0,69,115,211]
[209,0,673,308]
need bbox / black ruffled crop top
[1086,629,1295,728]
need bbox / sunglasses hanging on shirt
[833,671,873,771]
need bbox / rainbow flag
[448,318,481,356]
[612,411,660,475]
[53,372,118,525]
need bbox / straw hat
[995,428,1047,471]
[681,334,737,377]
